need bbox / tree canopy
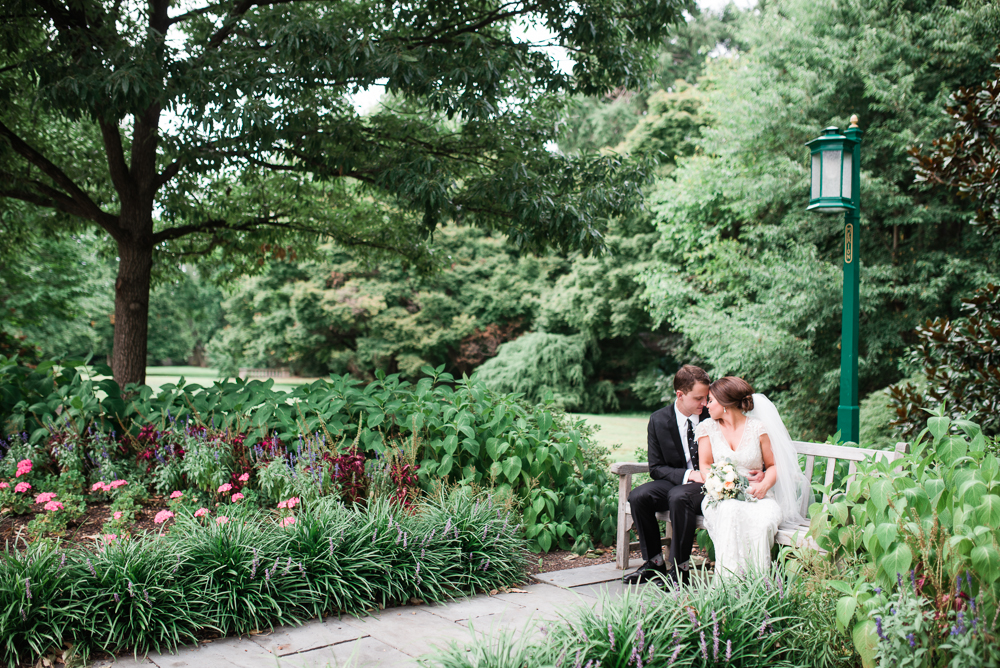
[0,0,688,386]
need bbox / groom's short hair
[674,365,711,394]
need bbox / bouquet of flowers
[703,458,756,508]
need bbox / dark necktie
[687,419,699,470]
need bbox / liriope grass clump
[429,567,822,668]
[0,541,85,668]
[75,536,205,656]
[0,489,527,666]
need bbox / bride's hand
[747,483,767,500]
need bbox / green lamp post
[806,115,862,444]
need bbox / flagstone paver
[251,620,367,656]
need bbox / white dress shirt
[674,403,701,484]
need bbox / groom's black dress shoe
[622,559,668,585]
[663,567,691,589]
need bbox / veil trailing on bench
[748,394,811,525]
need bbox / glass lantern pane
[841,152,852,200]
[822,150,841,199]
[811,153,821,200]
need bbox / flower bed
[0,489,524,666]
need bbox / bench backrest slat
[803,454,816,482]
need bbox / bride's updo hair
[710,376,755,412]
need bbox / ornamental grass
[0,488,525,667]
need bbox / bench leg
[616,472,633,570]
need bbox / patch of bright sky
[350,0,758,114]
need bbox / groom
[623,364,711,587]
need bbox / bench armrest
[610,462,649,475]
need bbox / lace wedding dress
[696,417,783,577]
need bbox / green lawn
[569,412,649,463]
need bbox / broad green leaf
[828,580,853,595]
[533,497,545,515]
[502,456,522,482]
[438,454,453,477]
[928,416,951,440]
[367,411,384,428]
[836,596,857,631]
[880,543,912,580]
[576,505,592,525]
[538,530,552,552]
[853,620,879,668]
[876,523,898,550]
[971,545,1000,584]
[870,479,891,510]
[977,495,1000,529]
[936,436,968,466]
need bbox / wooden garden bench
[611,440,910,569]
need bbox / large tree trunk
[113,233,153,388]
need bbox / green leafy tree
[639,0,1000,438]
[0,0,689,387]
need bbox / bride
[694,376,810,577]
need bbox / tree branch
[167,2,228,26]
[0,120,119,232]
[204,0,298,51]
[99,118,131,194]
[156,160,183,188]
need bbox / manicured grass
[569,412,650,463]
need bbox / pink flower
[153,510,175,524]
[43,500,64,512]
[15,459,32,477]
[34,492,57,504]
[103,534,117,544]
[286,497,300,509]
[194,507,209,518]
[109,479,128,489]
[216,516,230,525]
[113,511,123,520]
[231,493,244,502]
[238,473,249,482]
[0,482,8,489]
[91,481,106,492]
[277,500,288,509]
[217,483,233,493]
[280,516,296,528]
[169,491,184,499]
[14,482,31,493]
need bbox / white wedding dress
[696,417,783,577]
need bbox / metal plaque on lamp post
[806,116,862,444]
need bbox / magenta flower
[113,511,123,520]
[0,482,8,489]
[280,516,296,528]
[14,482,31,493]
[194,507,209,518]
[15,459,32,477]
[35,492,57,504]
[153,510,175,524]
[238,473,250,482]
[109,479,128,489]
[277,500,288,509]
[216,515,230,525]
[169,491,184,499]
[217,483,233,493]
[286,497,300,509]
[43,500,64,511]
[231,493,244,502]
[91,481,107,492]
[103,534,117,544]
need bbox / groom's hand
[687,471,705,484]
[747,469,764,483]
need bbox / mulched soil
[0,499,163,549]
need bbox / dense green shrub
[809,412,1000,666]
[0,358,617,552]
[0,489,525,666]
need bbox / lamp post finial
[849,114,859,128]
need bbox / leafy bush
[0,489,525,666]
[809,411,1000,666]
[0,358,617,552]
[889,283,1000,438]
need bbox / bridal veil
[748,394,811,524]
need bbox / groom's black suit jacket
[647,403,711,486]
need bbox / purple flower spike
[608,623,615,650]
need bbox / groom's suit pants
[628,479,704,567]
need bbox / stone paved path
[90,563,635,668]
